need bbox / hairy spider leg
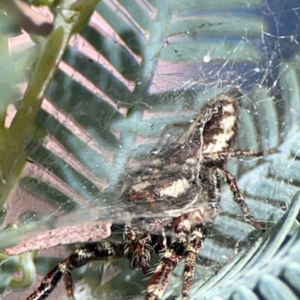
[146,236,187,300]
[217,167,261,230]
[204,147,277,161]
[182,224,207,300]
[64,268,72,298]
[26,242,121,300]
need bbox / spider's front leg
[26,241,121,300]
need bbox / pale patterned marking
[132,181,151,192]
[159,178,190,198]
[59,263,68,272]
[204,113,237,153]
[220,115,236,133]
[223,102,235,113]
[176,218,192,233]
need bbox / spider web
[1,1,300,300]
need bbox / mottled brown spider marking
[173,88,241,165]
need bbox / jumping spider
[20,88,274,300]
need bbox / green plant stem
[0,0,100,205]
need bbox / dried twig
[4,221,111,256]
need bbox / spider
[20,88,274,300]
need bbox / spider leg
[182,224,207,300]
[204,147,277,160]
[217,167,261,229]
[26,242,120,300]
[64,269,73,298]
[146,236,187,300]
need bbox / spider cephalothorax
[19,88,275,300]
